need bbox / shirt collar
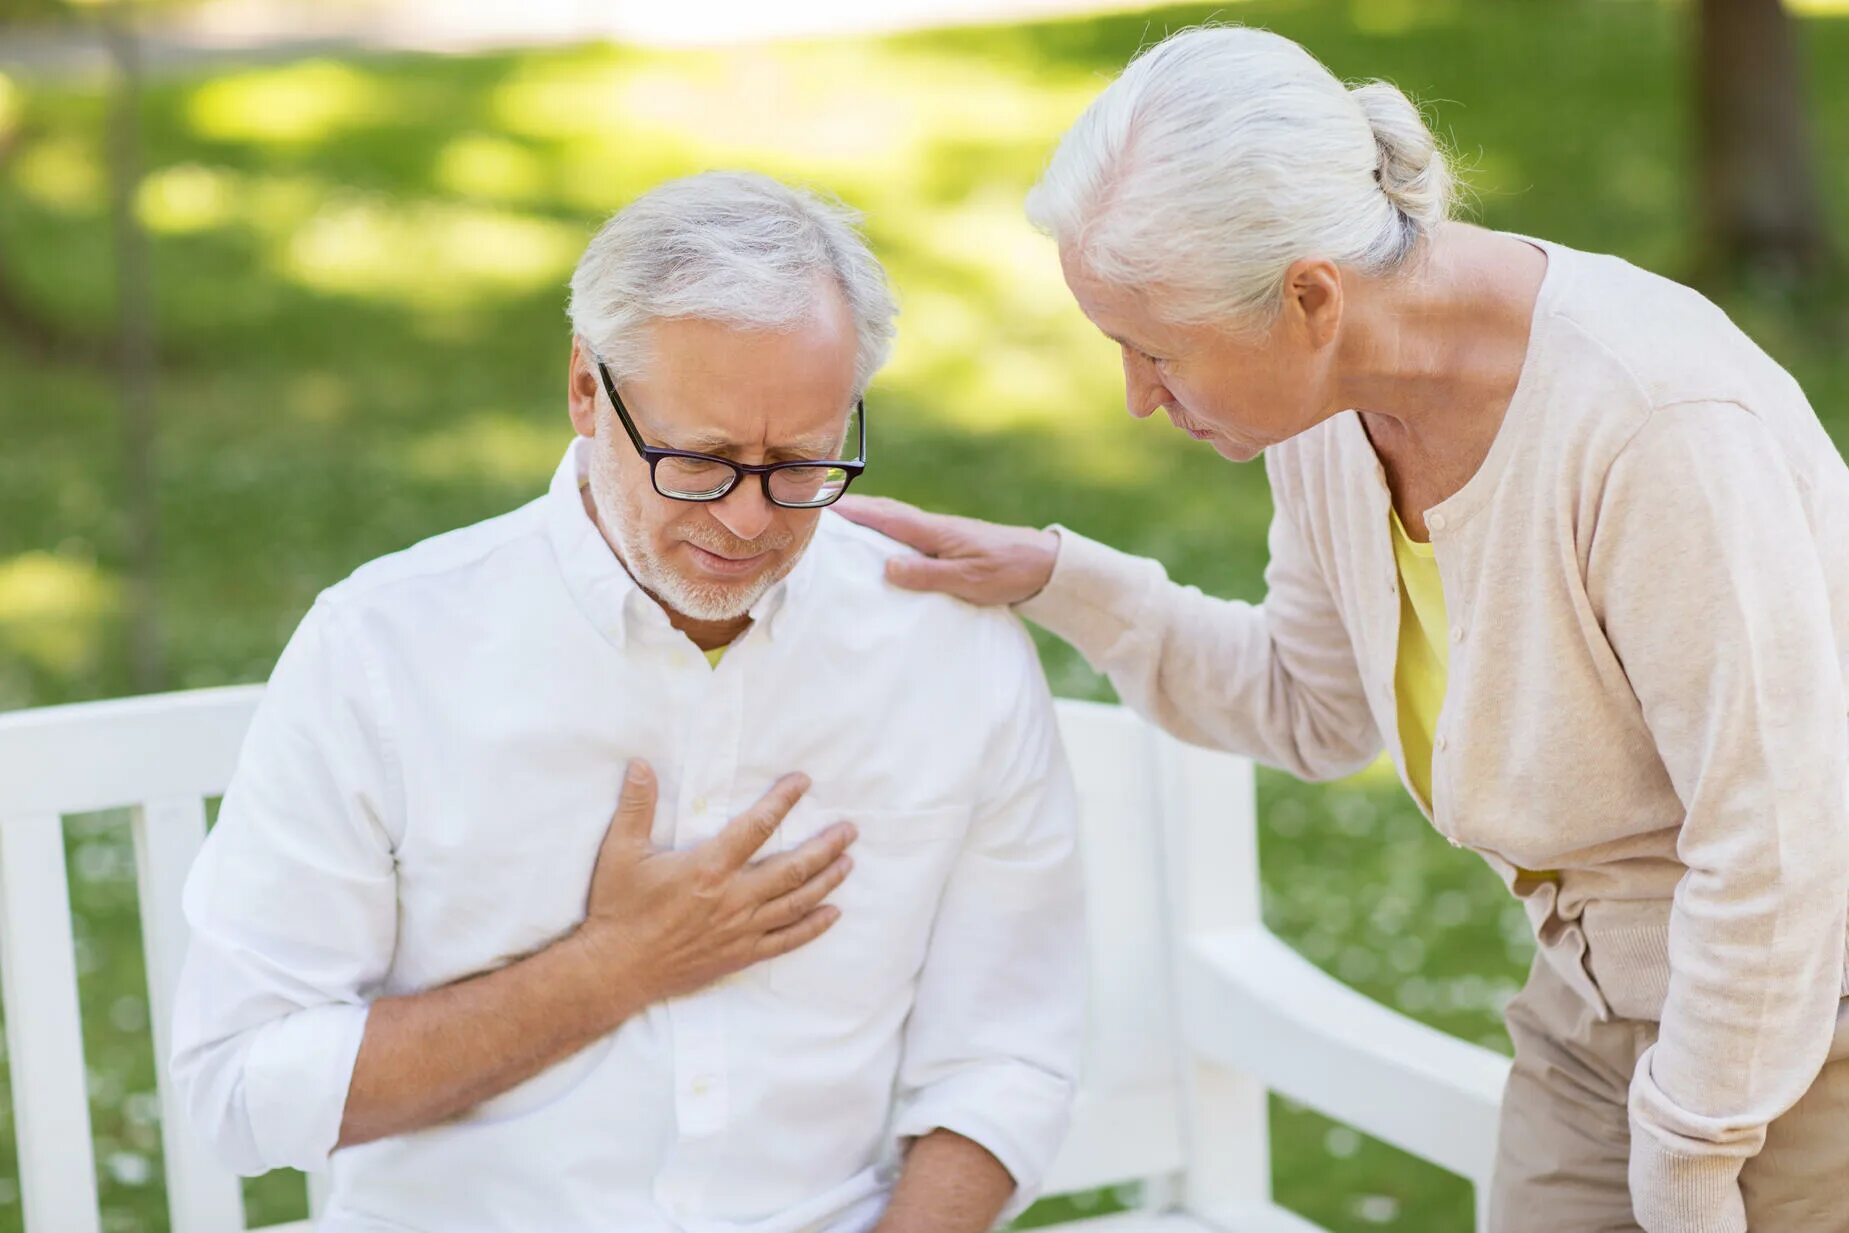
[542,436,813,651]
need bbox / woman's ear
[1284,257,1344,350]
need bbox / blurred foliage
[0,1,1846,1230]
[0,0,211,30]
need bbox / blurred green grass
[1,1,1846,1230]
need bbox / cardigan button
[1428,512,1448,532]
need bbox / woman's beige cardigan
[1017,236,1849,1233]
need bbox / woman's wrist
[1014,526,1061,604]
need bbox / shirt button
[1451,626,1465,643]
[1447,836,1462,849]
[1436,734,1449,751]
[691,1076,713,1096]
[1428,512,1448,533]
[692,796,709,815]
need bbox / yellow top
[1390,507,1448,812]
[1390,509,1555,881]
[704,645,727,668]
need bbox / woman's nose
[1122,351,1169,419]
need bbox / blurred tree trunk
[103,0,165,690]
[0,120,110,365]
[1695,0,1835,281]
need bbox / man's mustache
[679,526,794,558]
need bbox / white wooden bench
[0,686,1511,1232]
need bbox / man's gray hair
[568,171,898,395]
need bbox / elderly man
[170,171,1085,1233]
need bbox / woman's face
[1059,247,1342,462]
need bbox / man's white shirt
[170,437,1086,1233]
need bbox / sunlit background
[2,0,1847,1230]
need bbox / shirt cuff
[890,1061,1075,1225]
[1011,527,1163,670]
[243,1001,371,1171]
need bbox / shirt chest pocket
[761,803,967,1010]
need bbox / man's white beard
[586,445,795,625]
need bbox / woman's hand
[832,496,1059,607]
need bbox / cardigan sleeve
[1015,449,1381,781]
[1585,400,1849,1233]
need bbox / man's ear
[567,337,599,438]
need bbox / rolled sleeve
[889,611,1085,1222]
[889,1060,1076,1224]
[169,595,401,1176]
[243,1001,373,1170]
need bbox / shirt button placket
[664,653,746,1212]
[663,992,729,1213]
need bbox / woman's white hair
[1025,25,1458,332]
[568,171,898,394]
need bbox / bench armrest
[1177,925,1509,1187]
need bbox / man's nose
[708,478,776,543]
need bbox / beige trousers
[1487,954,1849,1232]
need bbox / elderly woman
[839,25,1849,1233]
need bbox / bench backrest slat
[0,810,104,1233]
[133,796,247,1233]
[1044,702,1188,1199]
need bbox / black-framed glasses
[591,352,866,509]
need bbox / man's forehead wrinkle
[653,415,841,460]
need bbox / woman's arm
[836,457,1380,780]
[1585,401,1849,1233]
